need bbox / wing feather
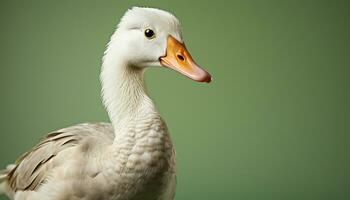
[6,123,114,192]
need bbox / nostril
[177,54,185,61]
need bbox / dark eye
[144,29,155,39]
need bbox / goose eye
[144,29,155,39]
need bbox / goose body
[0,7,211,200]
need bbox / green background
[0,0,349,199]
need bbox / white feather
[1,7,182,200]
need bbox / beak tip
[208,76,212,83]
[197,74,212,83]
[205,77,212,83]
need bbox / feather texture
[7,123,114,192]
[0,7,183,200]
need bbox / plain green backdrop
[0,0,349,199]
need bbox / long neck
[100,41,157,138]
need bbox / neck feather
[101,44,156,135]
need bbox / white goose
[0,7,211,200]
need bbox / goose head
[105,7,212,83]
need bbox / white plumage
[0,7,210,200]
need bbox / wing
[5,122,114,192]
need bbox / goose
[0,7,211,200]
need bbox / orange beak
[159,35,212,83]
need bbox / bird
[0,7,211,200]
